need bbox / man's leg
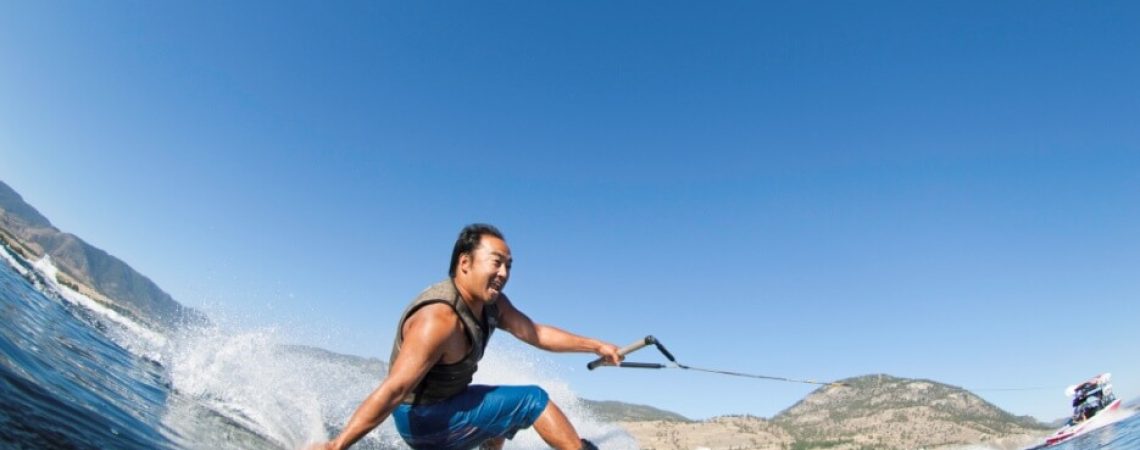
[531,400,583,450]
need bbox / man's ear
[458,252,471,274]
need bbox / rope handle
[587,335,658,370]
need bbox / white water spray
[161,326,638,449]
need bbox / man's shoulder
[491,294,513,314]
[406,302,462,329]
[416,279,459,300]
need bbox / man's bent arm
[326,380,410,450]
[317,305,456,450]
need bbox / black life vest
[388,279,501,404]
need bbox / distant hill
[281,344,388,374]
[0,180,207,330]
[580,399,691,422]
[587,374,1052,450]
[772,374,1051,450]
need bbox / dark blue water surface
[0,254,175,449]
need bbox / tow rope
[587,335,847,387]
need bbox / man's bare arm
[496,297,622,364]
[316,304,457,450]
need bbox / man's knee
[512,385,550,425]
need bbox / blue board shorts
[392,385,550,450]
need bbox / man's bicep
[386,309,452,388]
[497,297,539,342]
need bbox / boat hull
[1043,399,1123,446]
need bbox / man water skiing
[311,224,622,450]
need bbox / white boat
[1043,398,1122,446]
[1042,373,1122,447]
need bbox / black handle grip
[617,362,667,369]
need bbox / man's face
[459,235,512,304]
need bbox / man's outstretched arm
[496,297,622,364]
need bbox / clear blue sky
[2,1,1138,422]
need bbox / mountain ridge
[580,399,691,422]
[589,374,1052,449]
[0,180,207,330]
[769,374,1049,450]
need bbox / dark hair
[449,223,505,278]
